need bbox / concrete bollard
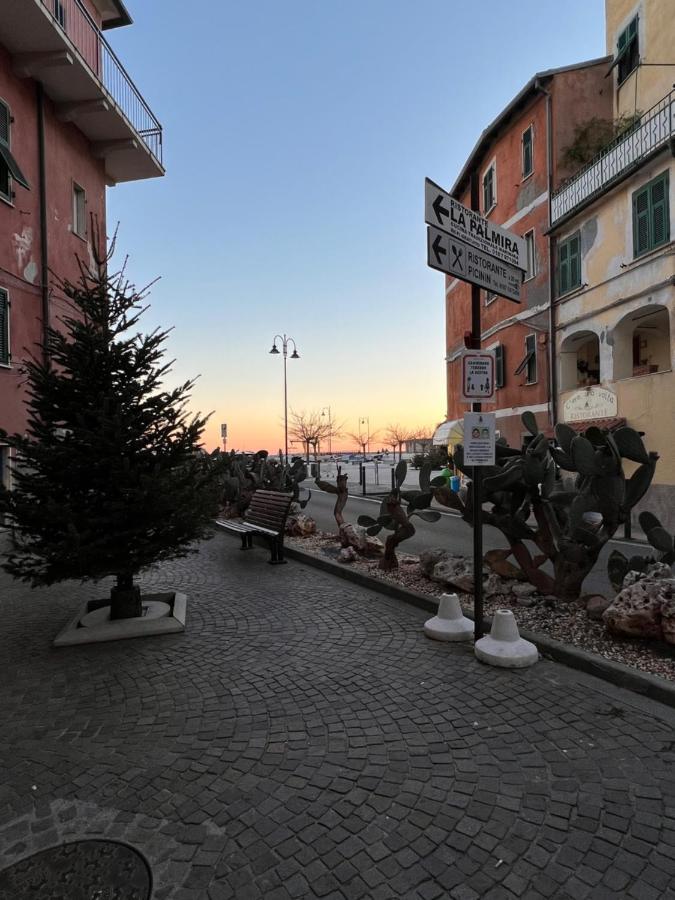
[424,593,473,642]
[474,608,538,668]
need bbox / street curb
[284,544,675,711]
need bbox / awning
[433,419,464,445]
[543,416,626,438]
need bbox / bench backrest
[245,490,294,531]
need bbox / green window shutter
[0,290,9,365]
[495,344,505,388]
[0,103,8,147]
[523,128,533,176]
[650,173,669,248]
[558,240,569,295]
[633,185,650,256]
[569,234,581,289]
[617,27,627,53]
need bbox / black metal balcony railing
[42,0,162,164]
[551,90,675,223]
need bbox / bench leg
[240,533,252,551]
[268,537,287,565]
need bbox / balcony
[551,90,675,224]
[0,0,163,183]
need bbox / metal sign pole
[470,172,484,642]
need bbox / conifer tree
[0,233,221,619]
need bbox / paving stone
[2,535,675,900]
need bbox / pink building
[0,0,163,493]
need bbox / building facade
[435,59,612,451]
[551,0,675,528]
[0,0,163,496]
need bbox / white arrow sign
[427,226,522,303]
[425,177,527,271]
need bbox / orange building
[434,58,612,450]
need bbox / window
[0,288,9,366]
[557,231,581,296]
[495,344,505,388]
[73,183,86,238]
[524,230,536,280]
[0,100,29,202]
[514,333,537,384]
[617,16,639,84]
[633,171,669,257]
[54,0,66,29]
[482,163,496,213]
[522,126,533,178]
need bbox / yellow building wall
[606,0,675,117]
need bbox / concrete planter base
[53,592,187,647]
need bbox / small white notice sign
[461,351,495,403]
[221,423,228,438]
[463,413,496,466]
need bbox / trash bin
[450,475,461,492]
[310,463,318,477]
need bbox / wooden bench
[215,490,293,564]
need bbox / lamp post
[269,334,300,461]
[321,406,332,455]
[359,416,370,455]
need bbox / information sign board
[427,226,522,303]
[463,413,496,467]
[461,351,495,403]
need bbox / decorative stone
[338,546,357,563]
[423,594,473,642]
[431,556,475,593]
[602,579,674,641]
[585,595,613,622]
[339,523,384,556]
[418,548,449,577]
[285,514,316,537]
[661,595,675,645]
[474,609,538,668]
[512,583,537,599]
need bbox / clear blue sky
[107,0,606,451]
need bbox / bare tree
[384,423,410,462]
[412,425,435,457]
[289,410,332,462]
[347,429,381,459]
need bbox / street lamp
[269,334,300,461]
[359,416,370,455]
[321,406,332,455]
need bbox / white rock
[474,609,538,668]
[424,594,473,642]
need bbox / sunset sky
[107,0,606,453]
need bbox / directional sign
[461,351,495,403]
[425,177,527,271]
[427,226,522,303]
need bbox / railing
[551,90,675,223]
[41,0,163,165]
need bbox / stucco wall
[0,42,107,436]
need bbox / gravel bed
[287,531,675,683]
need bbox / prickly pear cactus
[432,412,659,601]
[357,461,440,570]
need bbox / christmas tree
[0,232,221,619]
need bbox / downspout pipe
[535,77,557,428]
[37,82,49,364]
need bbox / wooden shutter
[633,184,651,256]
[650,173,669,248]
[0,103,9,146]
[558,239,569,295]
[0,290,9,365]
[523,128,533,176]
[495,344,505,388]
[569,234,580,289]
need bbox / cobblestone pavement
[2,533,675,899]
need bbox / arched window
[559,330,600,391]
[612,305,671,380]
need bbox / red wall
[0,42,107,436]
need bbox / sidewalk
[1,534,675,899]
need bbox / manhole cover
[0,840,151,900]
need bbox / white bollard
[424,593,473,642]
[474,608,538,668]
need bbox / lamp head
[290,349,300,359]
[269,343,280,354]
